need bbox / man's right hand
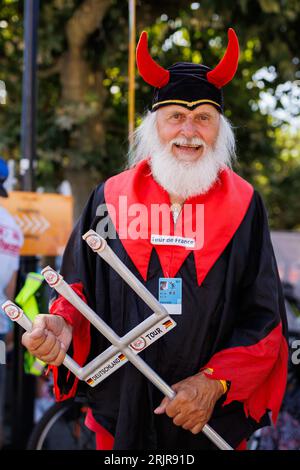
[22,314,72,366]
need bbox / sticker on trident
[2,229,233,450]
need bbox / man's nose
[180,119,198,138]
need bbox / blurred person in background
[0,158,23,448]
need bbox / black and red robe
[49,159,288,450]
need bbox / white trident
[2,229,232,450]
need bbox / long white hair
[127,110,237,199]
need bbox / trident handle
[1,301,79,375]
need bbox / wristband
[203,368,228,394]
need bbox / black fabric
[151,63,223,112]
[53,184,286,450]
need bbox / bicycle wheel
[27,399,96,450]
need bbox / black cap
[151,63,223,113]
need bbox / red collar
[104,159,253,285]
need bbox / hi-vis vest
[15,272,46,376]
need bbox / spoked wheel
[27,399,96,450]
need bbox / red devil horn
[136,31,170,88]
[206,28,239,88]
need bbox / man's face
[156,104,220,163]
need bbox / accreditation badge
[158,278,182,315]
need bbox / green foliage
[263,127,300,229]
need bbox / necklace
[170,203,182,224]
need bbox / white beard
[149,117,236,200]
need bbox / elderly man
[22,29,288,450]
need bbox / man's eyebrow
[166,109,215,118]
[194,111,213,118]
[167,109,186,116]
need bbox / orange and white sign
[1,191,73,256]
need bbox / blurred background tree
[0,0,299,224]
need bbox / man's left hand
[154,372,224,434]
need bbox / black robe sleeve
[49,184,105,400]
[203,191,288,424]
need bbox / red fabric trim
[49,282,91,401]
[203,322,288,424]
[95,432,114,451]
[85,408,114,450]
[104,159,253,285]
[235,439,247,451]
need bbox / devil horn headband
[136,28,239,89]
